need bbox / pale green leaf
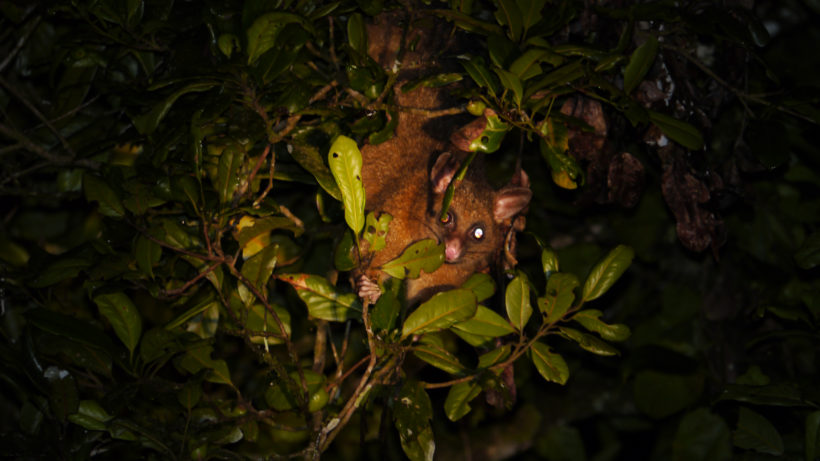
[328,135,365,234]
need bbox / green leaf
[328,135,365,235]
[402,73,463,93]
[246,12,308,64]
[453,305,515,340]
[582,245,634,302]
[394,381,435,461]
[44,367,79,422]
[494,0,523,41]
[347,13,366,56]
[460,111,510,154]
[535,425,586,461]
[177,381,202,410]
[647,110,705,151]
[217,33,239,58]
[505,272,532,331]
[477,344,511,368]
[572,309,631,342]
[93,292,143,359]
[280,273,362,322]
[381,239,445,280]
[134,234,161,279]
[516,0,547,33]
[461,273,496,302]
[460,56,499,96]
[673,408,732,461]
[69,400,113,431]
[529,341,569,385]
[413,340,468,376]
[265,369,326,411]
[290,127,343,200]
[179,344,234,386]
[541,247,559,277]
[806,411,820,461]
[444,381,482,422]
[131,82,217,134]
[372,278,402,332]
[559,327,619,356]
[494,68,523,106]
[528,60,585,94]
[402,289,477,339]
[733,407,784,455]
[795,232,820,269]
[83,174,125,218]
[242,303,291,345]
[509,49,548,80]
[540,272,578,323]
[634,370,703,419]
[29,257,91,287]
[216,143,245,205]
[363,212,391,252]
[623,36,658,94]
[334,229,357,271]
[538,129,582,190]
[240,242,278,293]
[0,234,29,267]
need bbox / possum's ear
[430,152,458,195]
[494,184,532,223]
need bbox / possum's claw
[356,275,382,304]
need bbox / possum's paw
[356,275,382,304]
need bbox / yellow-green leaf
[328,135,365,235]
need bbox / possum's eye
[471,225,485,241]
[440,212,453,226]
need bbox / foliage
[1,1,819,460]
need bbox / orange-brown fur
[358,11,530,304]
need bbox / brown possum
[356,11,531,304]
